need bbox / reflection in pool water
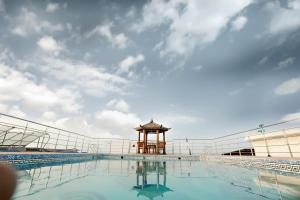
[133,161,172,199]
[13,159,300,200]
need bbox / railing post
[214,142,218,155]
[1,131,8,145]
[283,129,293,158]
[128,140,131,154]
[109,140,112,154]
[36,136,41,149]
[122,139,124,154]
[179,140,181,155]
[54,131,60,150]
[19,122,28,146]
[172,141,174,155]
[259,124,271,157]
[238,138,242,156]
[87,138,91,153]
[40,128,47,150]
[81,136,85,153]
[74,135,78,151]
[66,133,70,150]
[96,140,100,154]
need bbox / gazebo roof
[133,184,172,200]
[135,120,170,132]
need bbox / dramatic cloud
[228,89,241,96]
[192,65,203,71]
[274,57,295,70]
[41,111,57,121]
[266,0,300,34]
[282,111,300,121]
[11,8,64,37]
[153,113,203,128]
[46,3,60,13]
[118,54,144,74]
[86,23,128,49]
[275,77,300,95]
[37,36,64,54]
[106,99,130,112]
[258,56,269,66]
[95,109,141,136]
[0,104,26,118]
[231,16,248,31]
[39,57,128,96]
[0,62,82,113]
[133,0,252,56]
[0,0,5,12]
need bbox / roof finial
[150,118,153,123]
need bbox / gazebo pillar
[138,131,141,154]
[143,129,146,153]
[156,130,159,154]
[163,131,166,154]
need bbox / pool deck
[0,152,300,174]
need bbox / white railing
[1,113,300,158]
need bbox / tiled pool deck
[1,152,300,174]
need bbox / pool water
[13,159,300,200]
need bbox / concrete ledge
[0,153,98,169]
[97,153,200,161]
[205,155,300,174]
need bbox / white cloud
[274,57,295,70]
[152,41,164,52]
[266,0,300,34]
[118,54,145,74]
[46,3,60,13]
[154,113,203,127]
[0,103,26,118]
[40,56,128,97]
[0,0,5,12]
[192,65,203,71]
[86,23,128,49]
[282,111,300,122]
[11,8,64,37]
[0,62,82,113]
[133,0,252,56]
[37,36,64,54]
[228,89,241,96]
[106,99,130,112]
[258,56,269,66]
[95,109,141,137]
[41,111,57,121]
[11,26,27,37]
[275,77,300,95]
[231,16,248,31]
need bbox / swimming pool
[13,159,300,200]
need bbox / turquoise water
[14,159,300,200]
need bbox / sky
[0,0,300,139]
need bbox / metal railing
[1,113,300,158]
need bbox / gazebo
[135,120,170,154]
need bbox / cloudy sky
[0,0,300,139]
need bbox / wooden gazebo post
[137,131,141,153]
[135,120,171,155]
[156,129,159,154]
[143,129,146,153]
[163,131,166,154]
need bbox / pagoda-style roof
[135,120,170,132]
